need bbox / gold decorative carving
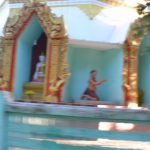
[1,1,69,102]
[123,16,149,106]
[78,4,103,19]
[0,37,9,90]
[3,40,14,83]
[0,37,3,74]
[45,37,70,102]
[47,77,65,102]
[0,77,8,90]
[28,0,40,3]
[23,82,44,101]
[4,2,66,39]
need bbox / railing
[0,92,150,150]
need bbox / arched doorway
[0,2,69,102]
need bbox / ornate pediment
[4,1,66,39]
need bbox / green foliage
[136,1,150,15]
[133,1,150,37]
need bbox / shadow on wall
[63,46,124,105]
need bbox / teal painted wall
[0,92,7,150]
[138,34,150,106]
[63,46,124,104]
[14,16,43,99]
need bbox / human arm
[89,80,107,86]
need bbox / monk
[81,70,107,101]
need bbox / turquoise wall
[14,16,43,99]
[63,46,124,104]
[0,92,7,150]
[138,34,150,106]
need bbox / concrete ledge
[6,102,150,122]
